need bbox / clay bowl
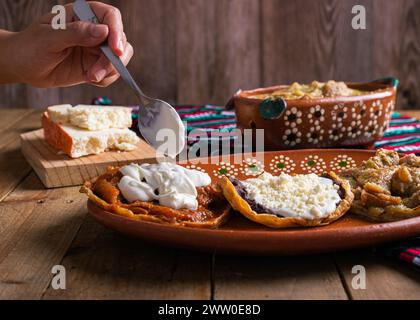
[228,78,398,151]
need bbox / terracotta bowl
[228,78,398,150]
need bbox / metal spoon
[73,0,185,157]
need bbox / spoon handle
[73,0,148,105]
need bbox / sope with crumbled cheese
[242,172,341,219]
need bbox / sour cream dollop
[117,163,211,210]
[242,172,341,219]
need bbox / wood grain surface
[0,109,419,300]
[214,254,348,300]
[334,250,420,300]
[0,109,40,201]
[43,217,212,300]
[0,0,419,109]
[0,173,86,299]
[20,128,157,188]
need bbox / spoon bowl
[138,99,185,157]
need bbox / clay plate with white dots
[87,149,420,255]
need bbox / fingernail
[93,69,107,82]
[90,24,108,38]
[118,39,124,54]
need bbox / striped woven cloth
[382,238,420,270]
[135,104,420,155]
[374,113,420,155]
[92,97,420,154]
[173,107,420,154]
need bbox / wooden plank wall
[0,0,419,109]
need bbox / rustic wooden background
[0,0,419,109]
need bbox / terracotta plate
[87,149,420,255]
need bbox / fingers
[121,32,127,52]
[47,21,109,52]
[101,6,125,56]
[88,41,134,86]
[87,54,113,83]
[40,2,126,56]
[92,73,121,88]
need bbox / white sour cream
[118,163,211,210]
[242,172,341,219]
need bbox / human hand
[1,1,133,88]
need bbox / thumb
[48,21,109,51]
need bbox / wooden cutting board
[21,129,158,188]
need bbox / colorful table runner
[173,107,420,154]
[92,97,420,154]
[130,104,420,155]
[381,237,420,270]
[374,113,420,154]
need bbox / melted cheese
[118,163,211,210]
[242,172,341,219]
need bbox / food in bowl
[229,78,398,150]
[248,81,368,100]
[221,172,354,228]
[340,149,420,222]
[80,162,231,228]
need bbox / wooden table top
[1,108,419,300]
